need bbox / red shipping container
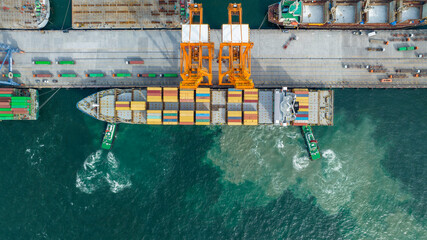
[294,91,309,94]
[0,111,12,114]
[244,100,258,103]
[296,114,308,117]
[293,122,308,126]
[0,97,11,102]
[196,116,210,120]
[228,119,241,122]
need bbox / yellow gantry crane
[179,4,214,89]
[218,3,254,89]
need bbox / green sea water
[0,88,426,239]
[1,0,426,238]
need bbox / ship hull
[77,88,334,127]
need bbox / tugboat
[301,125,321,160]
[101,123,116,150]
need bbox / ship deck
[72,0,186,29]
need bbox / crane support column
[218,3,254,89]
[179,4,214,89]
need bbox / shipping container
[147,110,162,125]
[160,73,178,78]
[130,101,146,110]
[228,111,242,125]
[0,116,14,120]
[2,73,21,78]
[180,89,194,102]
[58,74,77,77]
[0,94,12,97]
[113,73,132,77]
[147,87,162,102]
[86,73,104,77]
[163,88,178,102]
[0,59,14,65]
[397,46,418,51]
[179,110,194,125]
[56,60,75,65]
[33,74,53,78]
[33,60,52,65]
[163,110,178,125]
[126,60,144,64]
[195,110,210,125]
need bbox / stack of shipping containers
[115,101,130,110]
[0,88,32,120]
[293,89,309,126]
[227,89,242,125]
[195,88,210,125]
[179,89,194,125]
[147,87,162,125]
[163,88,178,125]
[243,89,258,125]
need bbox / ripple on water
[76,150,131,194]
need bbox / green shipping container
[162,74,178,78]
[88,73,104,77]
[60,74,77,77]
[0,116,14,120]
[0,94,12,97]
[33,61,51,65]
[0,113,13,117]
[11,96,30,99]
[0,108,11,111]
[57,61,75,65]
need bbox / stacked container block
[180,89,194,102]
[228,89,242,103]
[163,110,178,125]
[163,88,178,102]
[115,101,130,111]
[0,89,32,120]
[244,89,258,103]
[196,88,210,103]
[147,87,162,102]
[244,111,258,125]
[147,110,162,125]
[179,110,194,125]
[243,89,258,125]
[228,111,242,125]
[195,111,210,125]
[130,101,146,110]
[293,89,309,126]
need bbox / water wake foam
[206,118,427,239]
[76,150,131,194]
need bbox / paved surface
[0,29,427,89]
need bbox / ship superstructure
[77,87,333,126]
[268,0,427,29]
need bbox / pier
[0,29,426,89]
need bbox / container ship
[268,0,427,29]
[0,0,50,29]
[77,87,333,126]
[0,88,39,121]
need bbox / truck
[126,60,144,64]
[137,73,157,78]
[367,47,385,52]
[397,46,418,51]
[33,74,53,78]
[86,73,105,77]
[112,73,132,77]
[56,60,75,65]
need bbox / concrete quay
[0,29,427,89]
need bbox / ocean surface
[1,0,426,239]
